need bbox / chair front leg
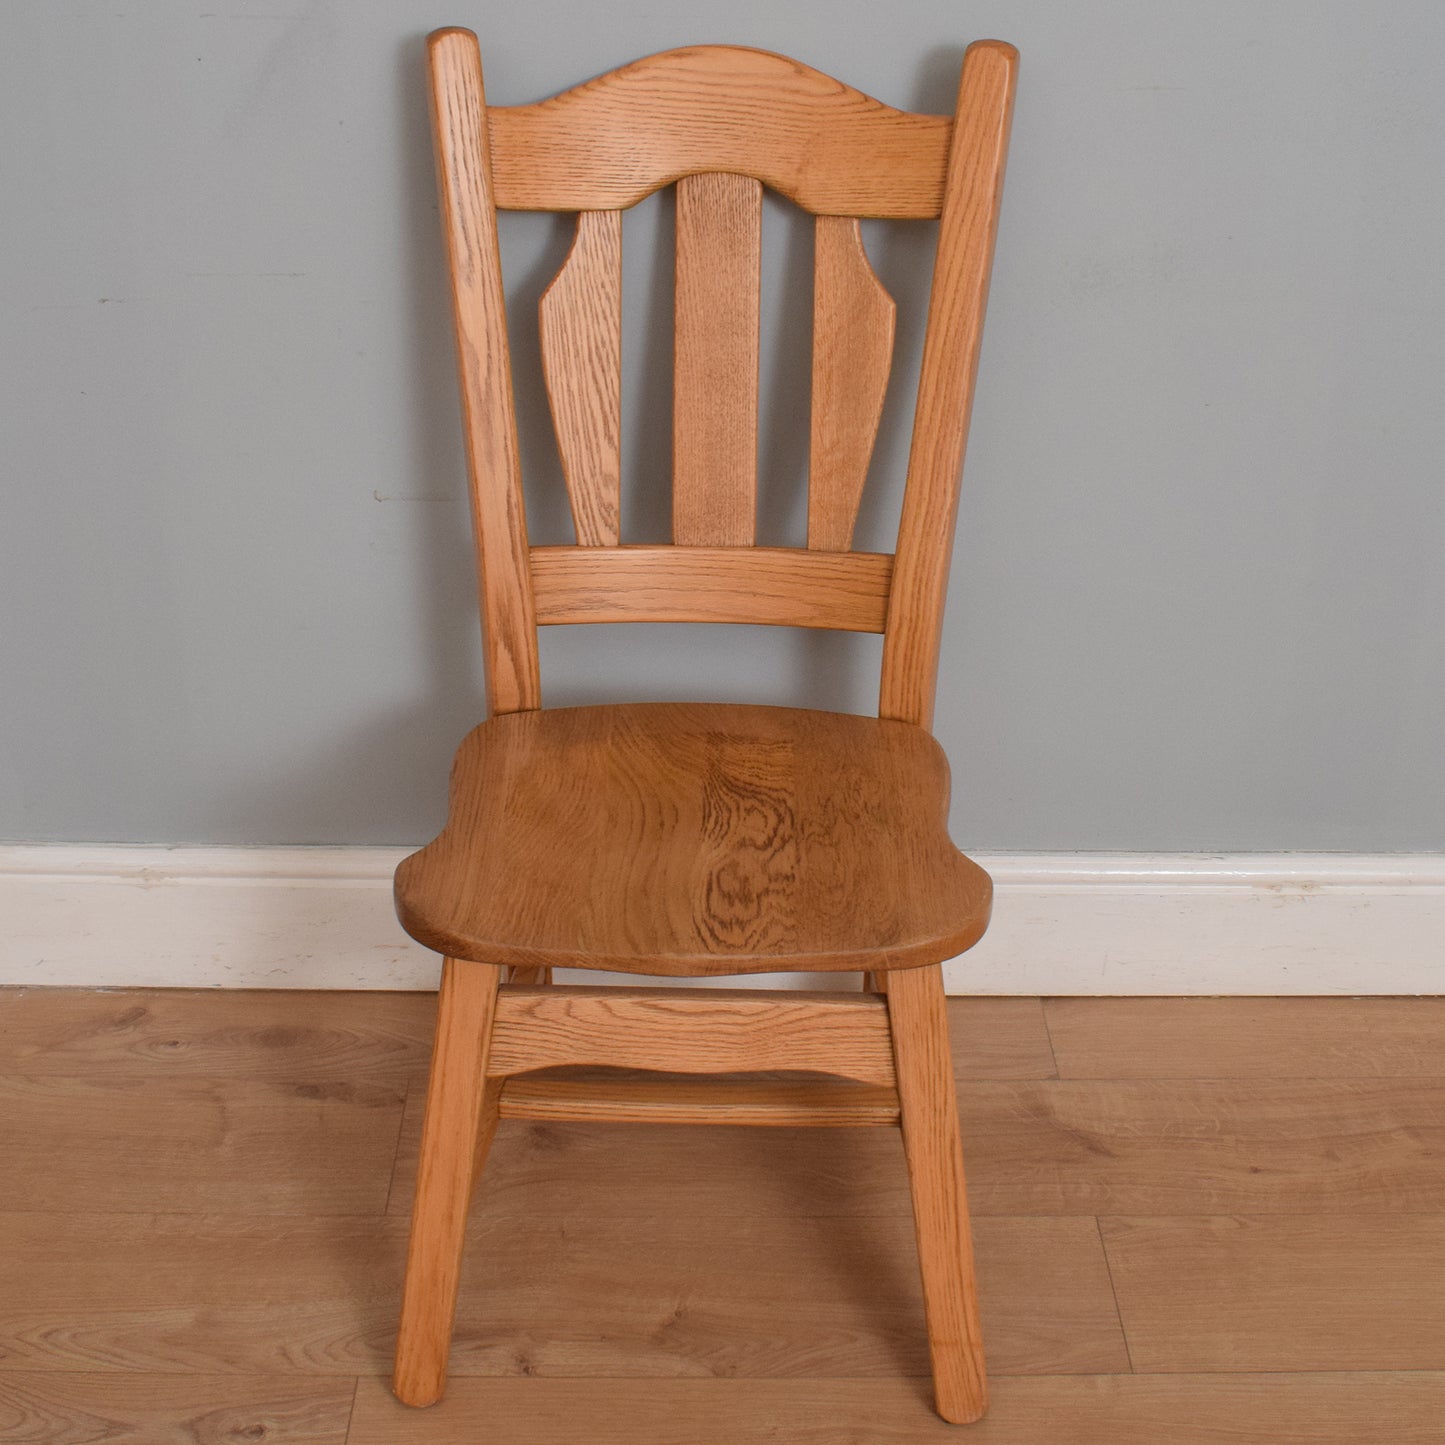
[886,963,988,1424]
[394,958,503,1407]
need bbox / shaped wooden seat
[396,702,991,977]
[393,30,1017,1426]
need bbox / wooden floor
[0,990,1441,1443]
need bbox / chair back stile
[426,31,1016,728]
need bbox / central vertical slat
[672,172,762,545]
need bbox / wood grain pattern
[945,998,1058,1081]
[413,1212,1123,1381]
[672,172,762,546]
[0,1073,403,1215]
[0,1208,1117,1382]
[395,960,502,1407]
[1045,996,1445,1079]
[0,1373,355,1445]
[1100,1215,1445,1372]
[347,1373,1445,1445]
[499,1072,901,1126]
[394,703,991,976]
[887,964,987,1422]
[809,216,896,551]
[538,209,623,546]
[0,1211,406,1375]
[428,29,541,715]
[0,987,433,1080]
[957,1079,1445,1216]
[6,991,1445,1441]
[880,40,1017,727]
[487,986,897,1086]
[484,44,952,218]
[529,545,893,629]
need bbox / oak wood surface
[809,215,896,551]
[347,1373,1445,1445]
[395,703,991,976]
[528,544,893,630]
[498,1072,901,1127]
[1044,995,1445,1079]
[880,41,1017,727]
[1100,1214,1445,1373]
[887,964,987,1421]
[428,29,540,715]
[672,171,762,546]
[487,986,897,1085]
[538,209,623,546]
[395,960,502,1406]
[484,44,953,218]
[427,34,1018,732]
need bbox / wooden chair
[393,30,1017,1425]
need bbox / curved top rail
[479,42,955,218]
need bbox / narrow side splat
[809,217,896,552]
[539,210,623,546]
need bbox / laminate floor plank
[0,1373,353,1445]
[1045,997,1445,1079]
[0,1213,404,1376]
[959,1079,1445,1215]
[0,987,433,1080]
[1101,1214,1445,1372]
[346,1372,1445,1445]
[0,1212,1122,1380]
[944,996,1057,1079]
[3,990,1442,1444]
[0,1075,405,1215]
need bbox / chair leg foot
[887,964,987,1424]
[393,959,503,1408]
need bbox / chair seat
[395,702,991,977]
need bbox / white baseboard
[2,846,1441,995]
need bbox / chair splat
[808,215,896,552]
[673,171,763,545]
[539,209,623,546]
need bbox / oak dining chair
[393,30,1017,1425]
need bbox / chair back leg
[886,963,988,1423]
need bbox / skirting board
[1,846,1441,995]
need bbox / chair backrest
[426,30,1016,730]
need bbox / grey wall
[2,1,1442,850]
